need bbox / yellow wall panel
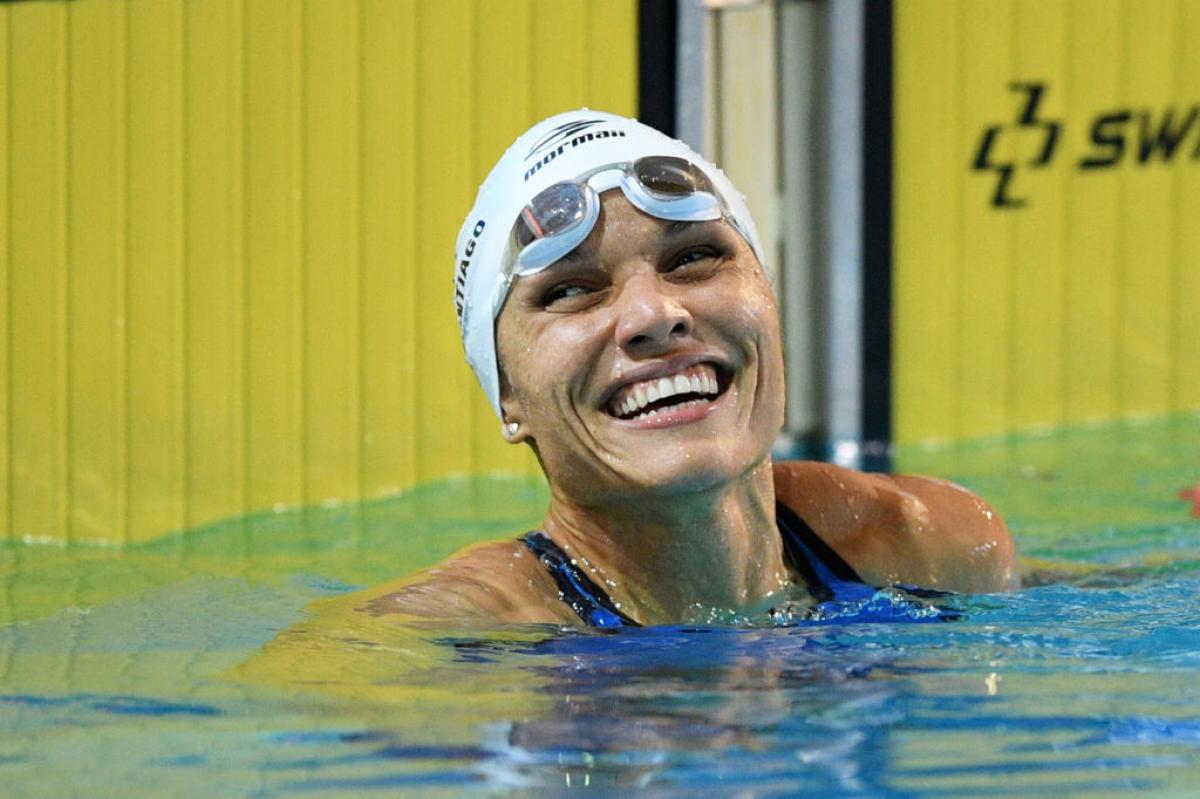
[586,1,638,113]
[1177,2,1200,411]
[127,2,186,542]
[895,0,1200,444]
[244,1,304,511]
[1009,0,1067,431]
[302,0,361,504]
[1063,0,1120,422]
[894,0,962,443]
[1117,3,1176,415]
[183,0,246,533]
[68,0,127,543]
[958,1,1014,439]
[531,1,587,120]
[360,0,418,494]
[470,0,532,477]
[414,0,474,484]
[0,5,9,541]
[2,0,637,544]
[8,6,68,543]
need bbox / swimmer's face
[495,191,785,499]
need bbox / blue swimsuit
[520,502,945,628]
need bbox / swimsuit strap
[775,502,875,604]
[521,532,639,628]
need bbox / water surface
[2,414,1198,796]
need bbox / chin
[621,439,767,497]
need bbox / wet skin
[363,192,1016,626]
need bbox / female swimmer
[367,110,1015,627]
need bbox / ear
[500,417,530,444]
[499,383,531,445]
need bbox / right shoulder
[358,537,577,625]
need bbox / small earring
[507,421,519,435]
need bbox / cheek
[498,314,605,405]
[708,276,781,350]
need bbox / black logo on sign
[972,82,1062,208]
[972,81,1200,209]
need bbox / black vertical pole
[638,0,678,136]
[861,0,893,471]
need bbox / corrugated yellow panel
[183,0,246,532]
[1118,1,1175,416]
[894,0,962,444]
[415,0,474,484]
[1009,0,1067,430]
[531,0,587,120]
[2,0,638,544]
[302,0,361,504]
[360,0,418,495]
[1063,0,1120,422]
[8,6,69,543]
[127,2,187,542]
[585,1,637,114]
[0,4,11,542]
[244,1,304,510]
[957,1,1014,439]
[470,0,532,476]
[68,0,127,543]
[1178,1,1200,410]
[895,0,1200,444]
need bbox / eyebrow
[559,219,720,264]
[664,219,697,237]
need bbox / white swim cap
[453,109,764,419]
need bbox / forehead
[571,190,738,263]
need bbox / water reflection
[236,601,904,793]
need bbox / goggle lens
[517,182,588,247]
[634,156,714,198]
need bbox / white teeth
[610,363,725,418]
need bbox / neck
[540,460,790,625]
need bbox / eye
[541,282,599,309]
[666,245,723,273]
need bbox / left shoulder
[773,460,1016,593]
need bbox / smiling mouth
[606,363,732,421]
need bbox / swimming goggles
[509,156,726,278]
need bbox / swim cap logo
[522,119,627,182]
[525,119,605,160]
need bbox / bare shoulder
[773,460,1016,593]
[359,538,576,625]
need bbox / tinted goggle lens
[634,156,714,198]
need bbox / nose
[613,270,694,355]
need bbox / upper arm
[773,461,1016,593]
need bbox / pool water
[2,414,1199,796]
